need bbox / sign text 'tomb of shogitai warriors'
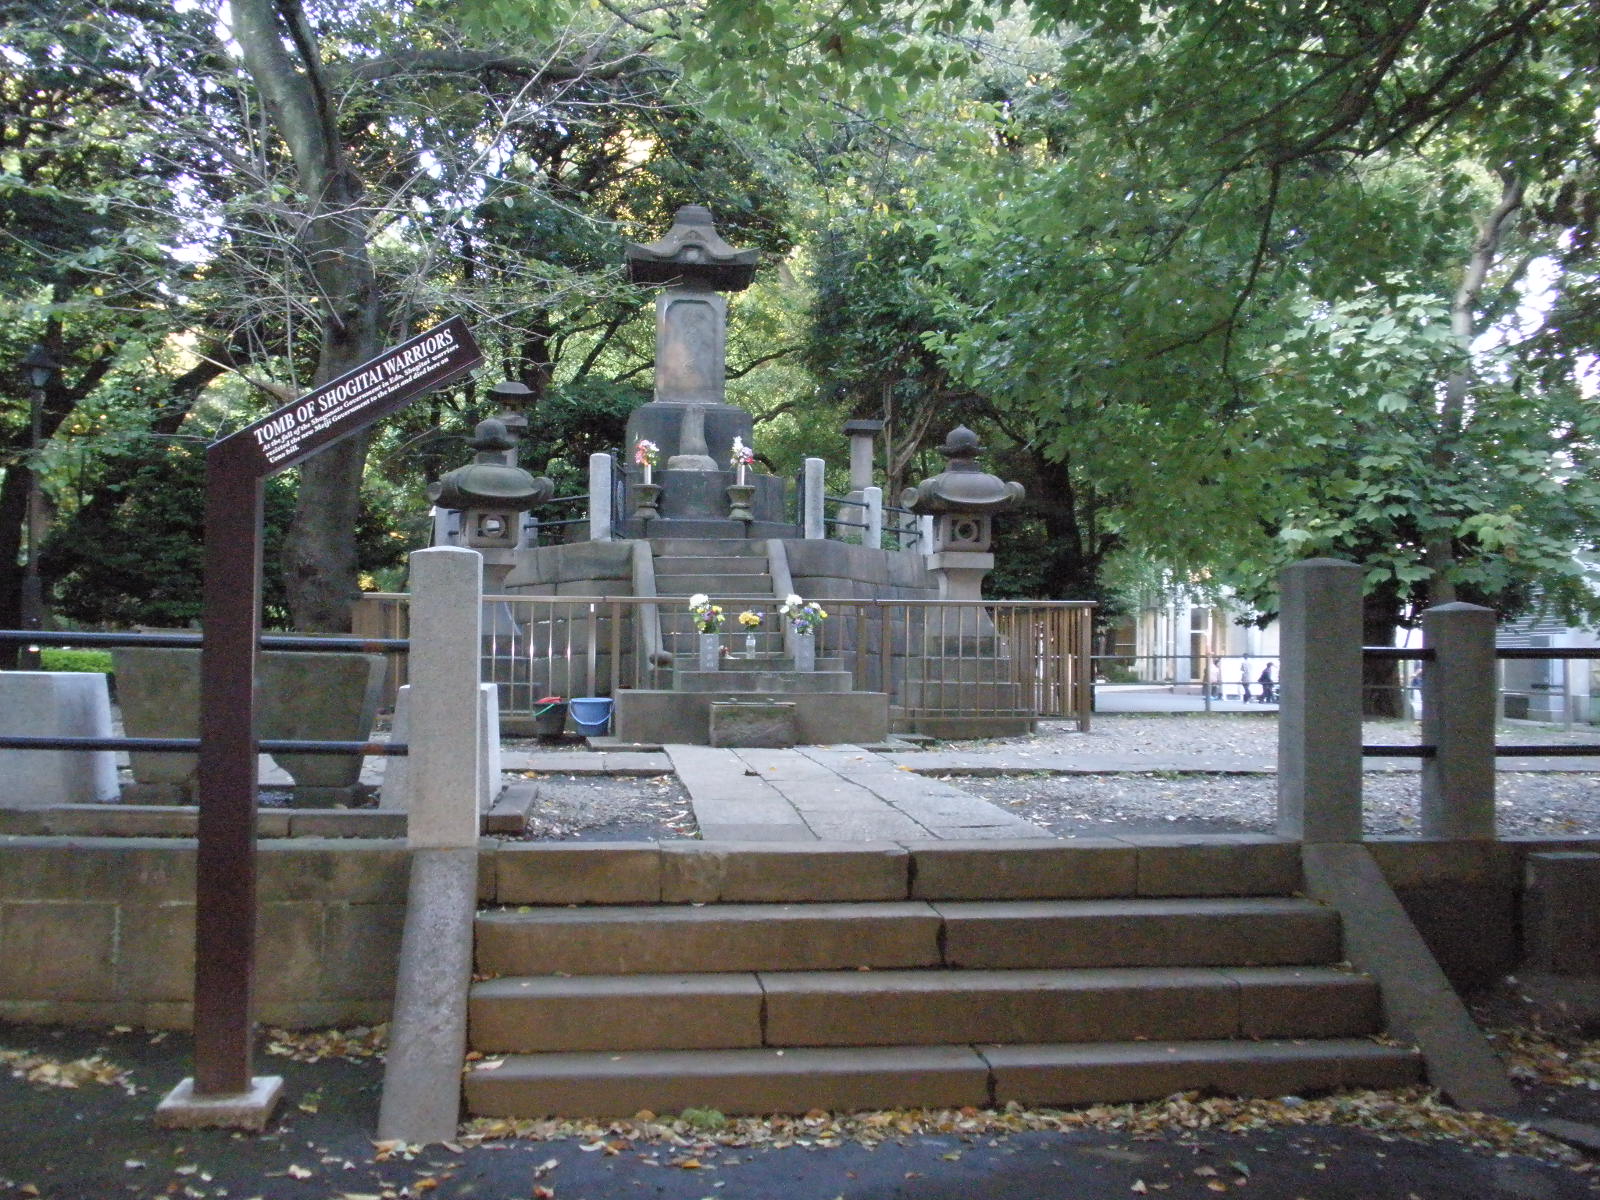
[227,316,482,475]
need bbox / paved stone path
[665,743,1051,841]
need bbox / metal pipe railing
[0,628,411,758]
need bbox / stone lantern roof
[900,425,1024,515]
[626,205,759,292]
[428,419,553,510]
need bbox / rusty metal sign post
[159,318,482,1126]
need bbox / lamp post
[18,344,58,669]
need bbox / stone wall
[783,540,937,601]
[2,834,1595,1030]
[500,540,635,594]
[0,838,414,1029]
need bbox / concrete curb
[376,848,478,1143]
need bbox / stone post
[406,547,482,848]
[588,452,613,542]
[1420,602,1496,839]
[864,485,883,550]
[803,457,826,540]
[1277,558,1363,841]
[919,514,935,558]
[844,418,883,493]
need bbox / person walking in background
[1239,658,1252,703]
[1258,661,1276,704]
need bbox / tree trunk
[0,470,28,668]
[232,0,384,632]
[1426,171,1524,607]
[1361,586,1404,717]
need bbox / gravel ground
[958,715,1600,838]
[509,770,697,840]
[501,715,1600,840]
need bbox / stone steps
[653,555,773,576]
[654,575,775,597]
[652,538,770,557]
[470,965,1377,1054]
[464,1039,1421,1119]
[475,897,1340,976]
[464,866,1421,1116]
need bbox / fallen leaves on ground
[1488,1024,1600,1089]
[461,1086,1586,1167]
[0,1047,137,1095]
[263,1024,387,1062]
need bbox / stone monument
[619,205,793,537]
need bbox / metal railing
[0,629,410,759]
[1361,644,1600,759]
[351,593,1094,728]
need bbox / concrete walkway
[665,744,1052,841]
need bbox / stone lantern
[901,426,1024,602]
[429,418,553,557]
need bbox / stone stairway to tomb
[462,841,1422,1118]
[615,538,888,745]
[650,537,786,663]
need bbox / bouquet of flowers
[634,438,659,474]
[688,593,724,633]
[737,610,763,630]
[780,593,827,634]
[729,436,755,470]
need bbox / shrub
[39,648,114,674]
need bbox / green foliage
[39,440,409,629]
[38,648,111,673]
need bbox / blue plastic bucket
[568,696,614,736]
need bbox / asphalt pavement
[3,1023,1597,1199]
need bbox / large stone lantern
[901,425,1024,602]
[430,418,553,558]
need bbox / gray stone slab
[493,843,662,905]
[476,901,940,974]
[801,808,934,841]
[659,842,908,902]
[981,1039,1421,1107]
[696,823,817,842]
[376,848,479,1144]
[909,840,1140,899]
[0,672,119,806]
[470,973,765,1052]
[464,1044,990,1118]
[1302,841,1517,1111]
[933,897,1340,969]
[155,1075,284,1131]
[760,967,1241,1046]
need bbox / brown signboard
[190,315,482,1105]
[224,315,482,475]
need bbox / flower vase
[744,633,757,656]
[726,482,756,523]
[793,629,816,672]
[642,462,652,486]
[698,632,721,672]
[633,481,662,521]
